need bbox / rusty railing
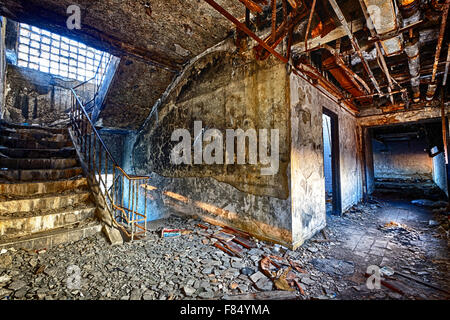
[69,82,150,241]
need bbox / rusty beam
[443,46,450,86]
[255,1,307,60]
[340,89,407,102]
[271,0,277,42]
[328,0,382,94]
[321,44,371,94]
[296,61,360,113]
[238,0,264,13]
[293,18,365,53]
[304,0,317,52]
[203,0,288,63]
[442,87,449,164]
[358,0,395,104]
[426,0,450,101]
[203,0,359,114]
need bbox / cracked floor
[0,197,449,300]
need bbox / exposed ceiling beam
[292,18,365,53]
[328,0,381,94]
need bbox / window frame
[16,23,110,82]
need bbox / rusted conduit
[442,45,450,86]
[358,0,395,104]
[339,89,407,102]
[400,0,422,103]
[321,44,371,94]
[328,0,382,94]
[426,0,450,101]
[203,0,359,114]
[304,0,317,52]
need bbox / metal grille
[17,23,110,82]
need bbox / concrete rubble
[0,199,448,300]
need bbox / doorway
[322,108,342,215]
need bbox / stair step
[0,167,83,182]
[0,191,91,214]
[0,205,97,238]
[0,158,78,169]
[0,135,72,149]
[0,121,67,134]
[0,178,87,197]
[0,219,102,251]
[0,127,69,143]
[0,147,76,159]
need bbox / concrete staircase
[0,121,101,250]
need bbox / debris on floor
[0,198,449,300]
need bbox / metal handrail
[72,52,113,110]
[69,79,150,241]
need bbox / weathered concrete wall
[2,64,90,126]
[372,138,433,180]
[0,17,6,117]
[95,55,175,130]
[289,75,363,247]
[97,130,126,168]
[128,50,293,247]
[365,128,375,194]
[433,152,448,196]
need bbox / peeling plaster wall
[3,64,91,126]
[127,51,293,247]
[372,138,433,180]
[289,75,363,247]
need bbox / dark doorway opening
[367,119,448,201]
[323,108,342,216]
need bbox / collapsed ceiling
[0,0,448,129]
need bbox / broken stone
[0,274,11,287]
[0,288,13,299]
[0,254,12,268]
[255,278,273,291]
[240,267,255,276]
[102,225,124,246]
[183,286,196,296]
[249,271,267,283]
[198,291,214,299]
[307,246,318,253]
[8,280,27,291]
[311,258,355,278]
[300,277,315,286]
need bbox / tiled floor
[326,198,449,299]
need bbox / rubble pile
[0,198,449,300]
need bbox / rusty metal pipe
[271,0,277,42]
[443,45,450,86]
[358,0,395,103]
[203,0,359,114]
[339,89,406,101]
[328,0,382,94]
[399,0,422,103]
[321,44,371,93]
[203,0,288,63]
[304,0,317,52]
[426,0,450,101]
[442,87,448,164]
[404,37,421,102]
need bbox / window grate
[17,23,110,82]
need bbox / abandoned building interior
[0,0,449,301]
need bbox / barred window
[17,23,110,82]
